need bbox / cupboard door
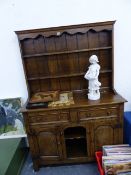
[30,126,62,162]
[93,118,122,151]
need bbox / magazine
[102,144,131,175]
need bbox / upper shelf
[27,70,112,81]
[23,46,112,58]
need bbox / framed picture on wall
[0,97,26,139]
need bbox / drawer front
[60,110,70,122]
[28,110,70,123]
[79,106,118,120]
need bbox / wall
[0,0,131,110]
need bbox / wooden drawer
[78,106,118,120]
[28,110,70,124]
[60,110,70,122]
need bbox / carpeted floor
[20,154,99,175]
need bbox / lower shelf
[66,138,87,158]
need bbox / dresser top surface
[22,90,126,112]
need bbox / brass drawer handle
[58,141,61,145]
[107,111,111,115]
[38,113,46,116]
[86,113,91,117]
[58,116,61,120]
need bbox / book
[102,144,131,175]
[103,161,131,175]
[103,144,130,156]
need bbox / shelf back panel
[16,21,115,97]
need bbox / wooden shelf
[66,139,87,158]
[64,127,86,140]
[65,134,86,140]
[66,148,87,158]
[27,72,85,80]
[27,70,112,81]
[23,46,112,58]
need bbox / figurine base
[88,93,100,100]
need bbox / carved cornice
[15,21,115,40]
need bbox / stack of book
[102,144,131,175]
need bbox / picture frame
[0,97,26,139]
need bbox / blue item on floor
[20,154,99,175]
[124,112,131,145]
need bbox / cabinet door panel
[93,118,122,151]
[38,131,59,158]
[31,126,62,161]
[94,125,114,150]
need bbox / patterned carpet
[20,154,99,175]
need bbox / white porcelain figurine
[84,55,101,100]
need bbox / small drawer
[79,108,107,119]
[60,110,70,122]
[28,111,60,123]
[88,108,108,118]
[79,106,118,120]
[106,107,118,116]
[28,110,70,123]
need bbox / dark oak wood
[15,21,126,171]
